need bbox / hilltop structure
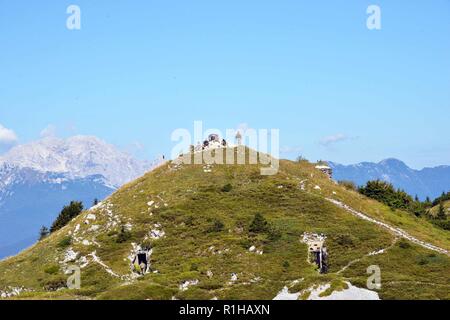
[190,131,245,154]
[235,131,242,146]
[302,233,329,274]
[193,134,228,152]
[315,164,333,179]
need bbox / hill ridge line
[325,198,449,256]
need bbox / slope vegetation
[0,148,448,300]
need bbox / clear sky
[0,0,449,168]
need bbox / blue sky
[0,0,449,168]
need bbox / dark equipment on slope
[132,248,151,275]
[308,240,329,274]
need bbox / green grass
[342,241,450,299]
[0,147,448,300]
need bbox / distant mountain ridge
[329,158,450,200]
[0,135,151,187]
[0,165,114,258]
[0,136,153,259]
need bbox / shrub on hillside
[50,201,84,233]
[249,213,269,233]
[432,219,450,231]
[57,236,72,248]
[249,213,282,241]
[207,219,225,233]
[116,225,132,243]
[436,202,447,220]
[221,183,233,192]
[358,180,429,217]
[359,180,413,211]
[408,201,426,217]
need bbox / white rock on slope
[307,282,380,300]
[179,280,199,291]
[273,282,380,300]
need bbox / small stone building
[302,232,329,274]
[315,165,333,179]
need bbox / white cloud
[0,124,18,145]
[40,124,57,138]
[319,133,349,146]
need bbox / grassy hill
[0,148,449,300]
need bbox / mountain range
[0,136,152,259]
[329,159,450,201]
[0,136,151,188]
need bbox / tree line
[39,199,98,240]
[347,180,449,230]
